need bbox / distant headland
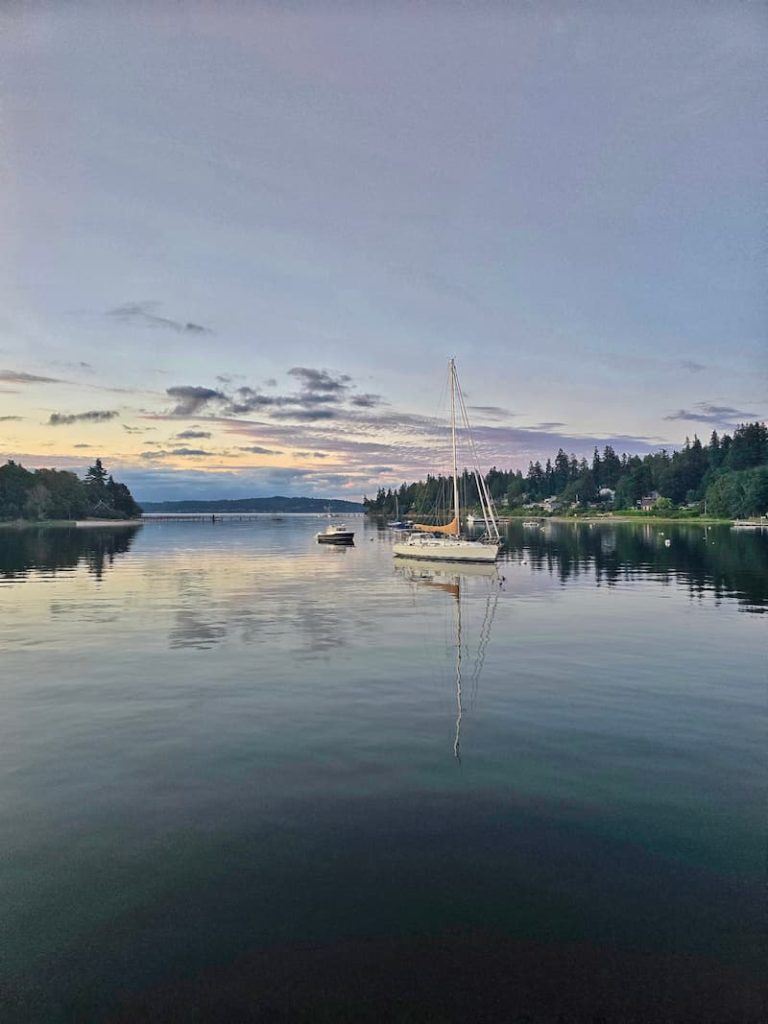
[140,496,365,514]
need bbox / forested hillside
[365,423,768,520]
[0,459,142,521]
[141,497,364,514]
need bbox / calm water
[0,518,765,1022]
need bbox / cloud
[226,386,281,414]
[108,302,213,335]
[271,408,338,421]
[350,393,383,408]
[468,405,515,419]
[525,421,567,431]
[238,445,281,455]
[162,367,378,423]
[680,359,706,373]
[55,360,94,372]
[288,367,351,393]
[73,443,93,448]
[123,424,146,434]
[0,415,22,421]
[295,451,330,459]
[48,410,120,425]
[166,385,227,416]
[176,429,212,439]
[664,402,758,424]
[0,369,63,384]
[141,447,211,460]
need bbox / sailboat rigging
[393,359,501,563]
[387,494,410,531]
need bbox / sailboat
[393,359,502,563]
[387,495,410,531]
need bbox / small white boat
[522,520,541,528]
[316,522,355,545]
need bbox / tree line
[0,458,142,521]
[364,422,768,520]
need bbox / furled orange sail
[412,517,459,536]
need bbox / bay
[0,518,764,1022]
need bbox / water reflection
[1,521,764,1021]
[0,525,141,581]
[502,521,768,611]
[169,610,228,650]
[395,559,501,760]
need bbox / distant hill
[140,495,365,514]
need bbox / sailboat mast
[450,358,460,529]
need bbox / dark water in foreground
[0,519,765,1023]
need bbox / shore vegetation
[365,422,768,522]
[0,459,142,522]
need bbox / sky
[1,1,765,502]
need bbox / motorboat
[316,522,355,545]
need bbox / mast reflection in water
[395,558,501,761]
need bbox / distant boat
[388,496,410,530]
[522,520,541,528]
[316,522,355,545]
[468,513,514,527]
[393,359,501,563]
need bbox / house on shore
[639,491,660,510]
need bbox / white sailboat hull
[393,536,500,563]
[394,557,500,578]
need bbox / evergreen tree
[591,447,602,486]
[553,449,569,492]
[708,431,722,470]
[85,458,108,489]
[601,446,622,488]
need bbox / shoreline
[0,518,143,530]
[372,513,745,527]
[543,514,735,525]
